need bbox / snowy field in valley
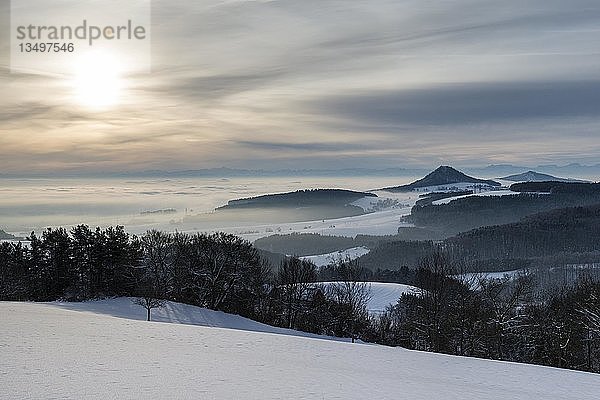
[365,282,420,313]
[398,182,502,193]
[1,177,515,242]
[2,301,600,400]
[0,177,418,238]
[319,282,421,314]
[206,204,415,241]
[431,190,516,205]
[300,246,371,267]
[213,190,419,241]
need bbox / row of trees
[0,226,371,333]
[367,255,600,373]
[0,227,273,319]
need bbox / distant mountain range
[2,163,599,179]
[0,167,428,179]
[380,166,501,192]
[465,163,600,178]
[500,171,589,183]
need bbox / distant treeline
[414,190,473,207]
[254,230,445,257]
[219,188,375,209]
[409,182,600,235]
[446,205,600,261]
[511,181,600,194]
[360,204,600,272]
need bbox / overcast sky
[1,0,600,173]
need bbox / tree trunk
[147,307,151,321]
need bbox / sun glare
[71,51,124,110]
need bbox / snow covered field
[365,282,420,313]
[432,190,516,205]
[211,191,419,241]
[399,182,501,193]
[2,301,600,399]
[49,298,349,342]
[319,282,420,314]
[300,246,371,267]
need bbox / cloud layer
[2,0,600,173]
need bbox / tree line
[360,204,600,271]
[368,255,600,373]
[0,226,371,338]
[409,186,600,235]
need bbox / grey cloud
[3,0,600,172]
[310,81,600,126]
[237,140,370,153]
[0,103,56,122]
[149,69,289,103]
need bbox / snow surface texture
[49,297,350,342]
[2,302,600,399]
[300,246,370,267]
[365,282,419,313]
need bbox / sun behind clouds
[70,50,124,110]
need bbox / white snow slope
[2,302,600,399]
[432,190,516,205]
[300,246,370,267]
[47,297,349,342]
[319,282,419,314]
[366,282,419,313]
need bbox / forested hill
[446,204,600,262]
[511,181,600,194]
[500,171,586,183]
[253,229,446,257]
[381,166,501,192]
[359,203,600,272]
[409,183,600,235]
[218,189,376,209]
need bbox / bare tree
[327,259,371,342]
[577,283,600,370]
[133,295,166,321]
[276,257,317,329]
[479,272,533,359]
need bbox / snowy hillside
[49,297,348,342]
[431,189,515,205]
[319,282,419,314]
[300,246,370,267]
[2,302,599,399]
[366,282,419,313]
